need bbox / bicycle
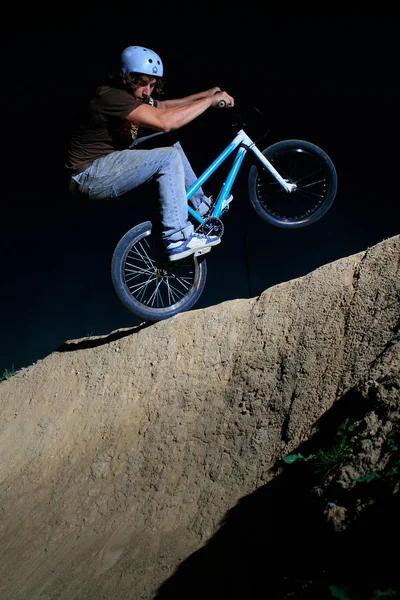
[111,104,338,322]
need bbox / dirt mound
[1,235,399,599]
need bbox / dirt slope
[1,235,399,599]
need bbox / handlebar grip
[213,90,226,108]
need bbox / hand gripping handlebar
[214,90,226,108]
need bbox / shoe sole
[194,247,212,257]
[168,238,221,262]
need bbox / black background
[1,7,399,374]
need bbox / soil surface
[1,235,399,599]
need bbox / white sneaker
[197,194,233,218]
[221,194,233,210]
[166,232,221,262]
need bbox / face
[132,75,158,103]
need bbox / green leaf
[283,452,315,464]
[329,584,354,599]
[356,471,381,483]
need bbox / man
[66,45,235,261]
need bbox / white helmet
[121,46,164,77]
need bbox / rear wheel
[248,139,337,228]
[111,221,207,321]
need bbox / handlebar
[214,90,226,109]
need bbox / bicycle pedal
[194,247,212,257]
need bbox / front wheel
[111,221,208,322]
[248,139,338,228]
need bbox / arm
[156,86,222,109]
[126,90,234,133]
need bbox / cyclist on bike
[66,45,235,261]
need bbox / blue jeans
[72,142,209,242]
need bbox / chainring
[196,217,224,238]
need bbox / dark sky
[1,8,399,374]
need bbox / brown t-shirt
[66,85,142,177]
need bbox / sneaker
[221,194,233,210]
[165,232,221,262]
[200,194,233,217]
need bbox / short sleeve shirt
[66,85,142,176]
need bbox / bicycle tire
[248,139,337,228]
[111,221,208,321]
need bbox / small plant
[313,419,355,478]
[388,328,400,345]
[313,438,350,478]
[283,418,355,480]
[329,585,353,600]
[329,585,397,599]
[1,365,17,381]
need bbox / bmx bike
[111,105,338,322]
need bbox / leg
[72,146,221,261]
[73,147,193,241]
[172,142,211,216]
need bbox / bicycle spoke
[118,233,202,312]
[130,239,154,269]
[256,148,332,221]
[162,274,194,305]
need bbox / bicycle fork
[187,129,297,224]
[244,131,297,193]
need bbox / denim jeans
[72,142,209,242]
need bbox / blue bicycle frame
[186,129,297,224]
[113,124,337,322]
